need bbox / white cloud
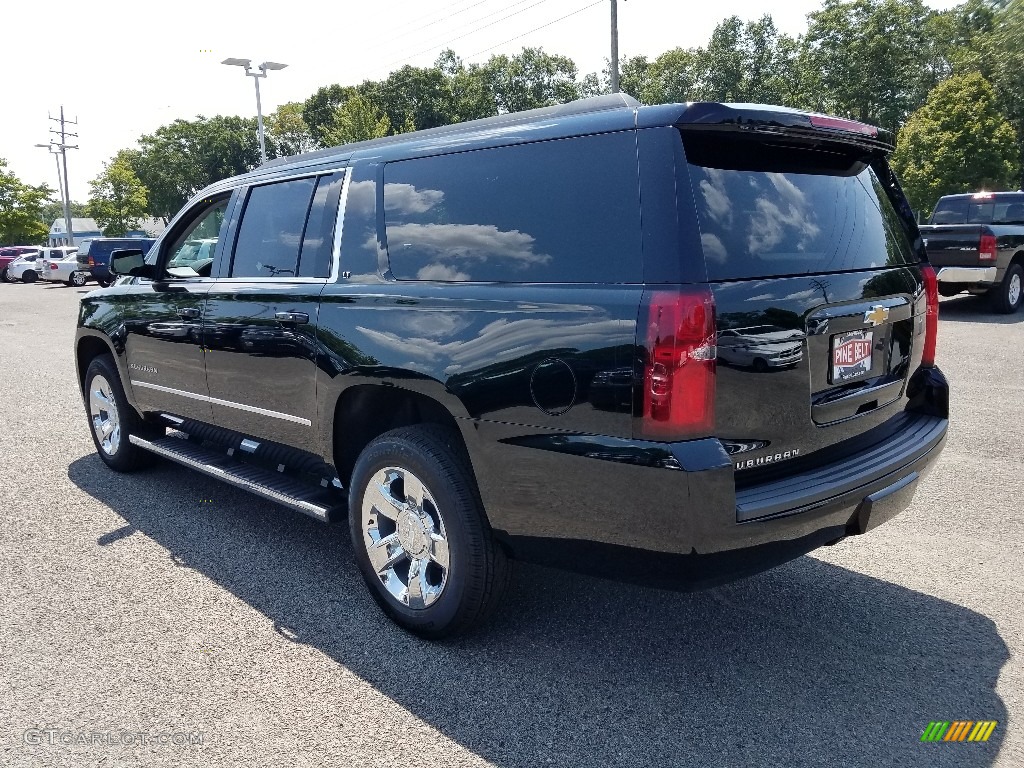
[388,223,551,267]
[383,182,444,215]
[416,263,471,281]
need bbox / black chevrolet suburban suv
[76,95,949,638]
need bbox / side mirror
[109,249,153,278]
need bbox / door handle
[176,307,201,319]
[275,311,309,324]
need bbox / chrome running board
[128,434,342,523]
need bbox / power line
[385,0,493,40]
[386,0,496,46]
[466,0,604,58]
[387,0,553,68]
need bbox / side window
[297,171,345,278]
[382,132,642,283]
[164,198,230,276]
[231,177,317,278]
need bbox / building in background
[48,217,166,246]
[49,218,101,246]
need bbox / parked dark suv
[75,95,948,638]
[77,237,156,287]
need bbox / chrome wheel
[1009,272,1021,308]
[89,374,121,455]
[71,271,87,287]
[361,466,450,609]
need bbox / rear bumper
[936,266,997,285]
[471,371,948,590]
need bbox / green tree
[698,15,802,105]
[38,199,88,225]
[265,102,317,157]
[891,73,1017,216]
[610,17,799,107]
[802,0,933,131]
[480,48,582,113]
[0,159,52,245]
[636,49,701,104]
[981,0,1024,185]
[87,151,149,237]
[322,94,392,146]
[435,50,496,123]
[918,0,995,96]
[129,115,261,220]
[359,64,462,131]
[302,84,358,147]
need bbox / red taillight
[921,264,939,367]
[808,114,879,137]
[979,233,997,261]
[88,256,95,266]
[639,288,716,440]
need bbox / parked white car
[9,247,78,284]
[5,252,43,282]
[42,251,91,286]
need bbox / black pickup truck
[75,96,949,638]
[919,192,1024,313]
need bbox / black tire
[348,425,510,639]
[22,270,37,283]
[752,358,769,373]
[98,279,112,288]
[990,263,1023,314]
[70,271,88,287]
[83,355,162,472]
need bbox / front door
[201,171,345,451]
[122,195,232,422]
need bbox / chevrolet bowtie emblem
[864,306,889,326]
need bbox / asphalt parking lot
[0,281,1021,768]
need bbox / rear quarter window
[383,132,642,283]
[682,133,918,281]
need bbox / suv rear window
[682,133,918,281]
[930,194,1024,225]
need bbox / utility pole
[610,0,620,93]
[47,107,78,246]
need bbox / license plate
[831,330,873,382]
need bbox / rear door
[201,170,346,451]
[679,129,927,475]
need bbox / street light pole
[222,58,288,166]
[252,72,267,165]
[610,0,620,93]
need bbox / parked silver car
[42,250,91,286]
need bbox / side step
[129,434,344,523]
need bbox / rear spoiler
[673,102,894,153]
